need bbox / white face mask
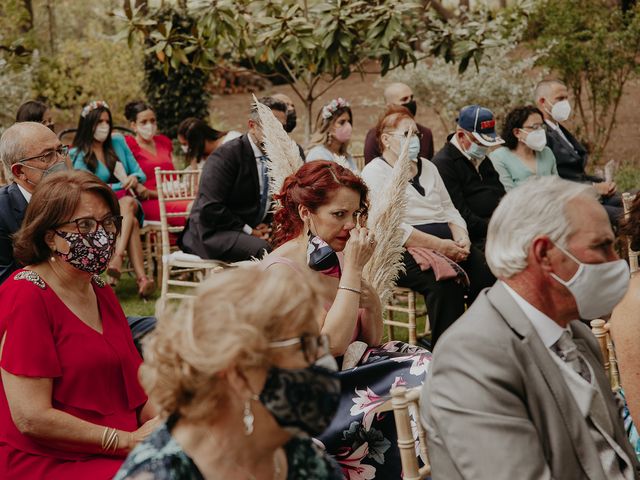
[550,244,630,320]
[137,123,156,141]
[181,144,189,154]
[550,100,571,123]
[94,124,110,142]
[523,129,547,152]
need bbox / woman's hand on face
[343,227,376,271]
[438,238,469,263]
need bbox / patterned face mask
[54,229,116,275]
[307,235,341,278]
[259,355,341,437]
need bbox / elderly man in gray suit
[421,176,639,480]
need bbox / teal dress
[489,146,558,191]
[71,134,146,193]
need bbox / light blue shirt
[489,146,558,191]
[71,134,146,192]
[306,145,358,172]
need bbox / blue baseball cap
[457,105,504,147]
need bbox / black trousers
[396,245,495,348]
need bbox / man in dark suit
[363,82,434,164]
[422,176,638,479]
[535,79,623,226]
[0,122,68,284]
[180,97,288,262]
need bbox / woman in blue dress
[71,100,154,297]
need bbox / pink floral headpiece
[81,100,110,118]
[321,97,350,120]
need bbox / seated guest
[15,100,55,131]
[489,105,558,191]
[306,97,358,171]
[0,122,68,285]
[264,160,432,477]
[611,195,640,459]
[432,105,506,248]
[362,106,495,346]
[179,97,287,262]
[176,117,241,169]
[0,170,158,479]
[115,268,343,480]
[535,79,623,226]
[71,100,154,297]
[364,82,434,164]
[422,176,638,479]
[123,101,190,227]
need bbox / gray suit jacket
[421,282,640,480]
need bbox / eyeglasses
[18,145,69,166]
[521,123,545,131]
[388,130,423,140]
[269,334,330,364]
[57,215,123,236]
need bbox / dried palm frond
[252,94,303,202]
[363,132,413,306]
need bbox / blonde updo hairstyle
[141,267,323,423]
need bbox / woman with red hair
[263,160,430,478]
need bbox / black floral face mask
[259,355,341,437]
[54,229,116,275]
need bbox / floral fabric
[318,341,431,479]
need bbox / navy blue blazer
[0,183,28,285]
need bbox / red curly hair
[273,161,369,247]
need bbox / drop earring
[243,394,259,435]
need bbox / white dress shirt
[17,184,32,203]
[361,157,467,245]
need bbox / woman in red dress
[0,170,158,479]
[124,101,189,227]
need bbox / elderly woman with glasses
[0,170,159,480]
[361,105,495,347]
[114,267,344,480]
[489,105,558,191]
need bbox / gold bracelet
[338,285,361,294]
[101,427,119,453]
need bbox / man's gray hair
[534,79,566,103]
[249,96,287,123]
[485,176,596,279]
[0,122,33,181]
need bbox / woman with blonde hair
[115,267,344,480]
[306,97,358,171]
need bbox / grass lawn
[113,274,430,347]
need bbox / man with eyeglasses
[535,79,623,227]
[0,122,69,284]
[432,105,506,250]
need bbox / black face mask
[402,99,417,117]
[284,110,297,133]
[259,355,341,437]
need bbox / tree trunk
[305,97,314,145]
[423,0,454,21]
[46,0,56,55]
[21,0,34,32]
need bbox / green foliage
[614,163,640,194]
[0,0,36,63]
[0,54,37,131]
[531,0,640,162]
[32,36,144,125]
[139,6,210,139]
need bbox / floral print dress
[114,416,344,480]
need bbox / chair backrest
[389,386,431,480]
[155,168,201,258]
[590,319,621,390]
[622,192,638,273]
